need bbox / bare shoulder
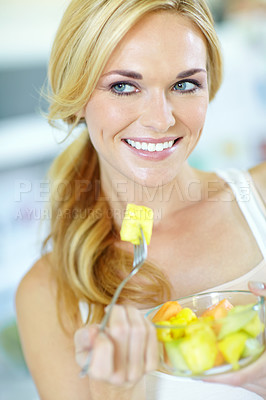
[16,255,57,332]
[249,161,266,204]
[16,254,53,303]
[16,255,90,400]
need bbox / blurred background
[0,0,265,398]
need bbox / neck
[99,162,206,228]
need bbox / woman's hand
[74,305,158,386]
[204,281,266,399]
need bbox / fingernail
[104,305,110,313]
[81,329,90,340]
[249,281,266,291]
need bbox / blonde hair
[45,0,223,329]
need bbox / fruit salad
[151,297,265,375]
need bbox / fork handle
[99,262,141,331]
[79,350,93,378]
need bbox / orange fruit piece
[213,347,225,367]
[201,299,233,320]
[152,301,183,323]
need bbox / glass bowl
[145,291,265,377]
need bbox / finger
[126,306,147,382]
[248,281,266,296]
[89,332,114,380]
[204,350,266,386]
[74,325,99,367]
[107,305,129,385]
[244,381,266,398]
[144,319,159,374]
[74,325,99,351]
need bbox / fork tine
[140,227,147,260]
[133,244,137,268]
[137,227,143,264]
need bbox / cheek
[194,101,208,130]
[180,97,208,133]
[84,97,139,141]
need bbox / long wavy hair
[44,0,223,330]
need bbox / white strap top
[216,168,266,258]
[79,168,266,400]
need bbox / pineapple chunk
[218,332,248,370]
[120,204,153,245]
[179,331,218,374]
[169,308,197,325]
[156,321,173,342]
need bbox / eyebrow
[176,68,207,78]
[102,68,206,80]
[102,70,143,79]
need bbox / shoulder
[248,161,266,204]
[15,254,59,357]
[16,253,80,339]
[16,254,54,315]
[16,256,90,399]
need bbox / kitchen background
[0,0,266,399]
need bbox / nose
[139,92,175,133]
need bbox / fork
[79,226,147,377]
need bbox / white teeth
[168,140,174,147]
[142,142,148,151]
[148,143,156,152]
[126,139,176,152]
[156,143,164,152]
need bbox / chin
[130,169,178,188]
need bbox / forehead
[103,11,207,74]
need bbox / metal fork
[79,226,147,377]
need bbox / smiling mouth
[124,138,181,152]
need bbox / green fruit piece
[229,303,256,314]
[242,314,264,338]
[218,332,248,370]
[242,337,264,358]
[179,331,218,374]
[218,305,256,340]
[165,340,189,371]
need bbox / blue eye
[112,83,136,95]
[173,81,199,93]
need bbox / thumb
[74,325,100,370]
[74,325,99,353]
[248,281,266,296]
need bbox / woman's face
[82,11,209,187]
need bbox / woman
[16,0,266,399]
